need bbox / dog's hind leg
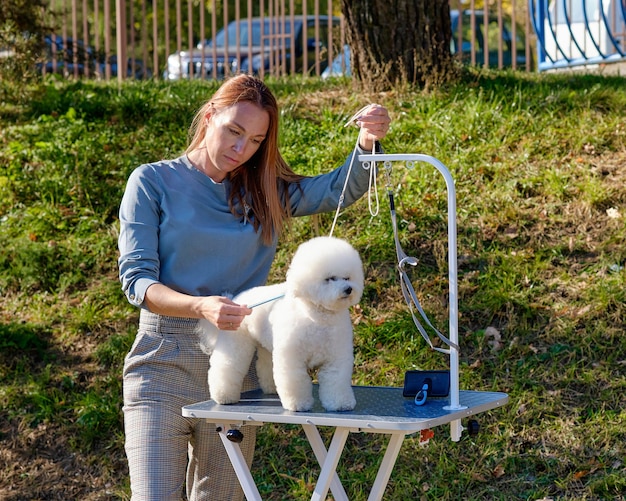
[208,332,256,404]
[255,346,277,394]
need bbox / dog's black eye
[326,276,338,282]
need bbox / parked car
[165,15,341,80]
[99,54,153,80]
[37,35,95,76]
[2,34,150,80]
[451,9,529,68]
[322,9,529,78]
[36,35,151,79]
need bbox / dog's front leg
[273,352,314,412]
[208,331,256,405]
[317,358,356,412]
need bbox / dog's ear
[284,266,302,298]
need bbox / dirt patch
[0,418,127,501]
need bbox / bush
[0,21,42,99]
[0,0,51,102]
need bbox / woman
[118,74,390,501]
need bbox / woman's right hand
[144,283,251,330]
[198,296,253,331]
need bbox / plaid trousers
[123,310,259,501]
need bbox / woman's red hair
[187,74,303,245]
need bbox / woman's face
[202,101,270,183]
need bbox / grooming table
[184,153,509,500]
[183,385,508,501]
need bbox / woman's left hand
[350,104,391,151]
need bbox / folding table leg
[217,427,262,501]
[302,424,349,501]
[367,433,405,501]
[310,427,350,501]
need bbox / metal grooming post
[359,153,467,441]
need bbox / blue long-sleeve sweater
[118,150,371,308]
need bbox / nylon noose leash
[381,160,459,354]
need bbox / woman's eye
[229,128,241,136]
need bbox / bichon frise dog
[199,236,364,412]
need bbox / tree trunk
[340,0,454,91]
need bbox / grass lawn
[1,68,625,500]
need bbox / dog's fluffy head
[285,236,364,311]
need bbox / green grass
[1,69,625,500]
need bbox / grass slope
[0,69,625,500]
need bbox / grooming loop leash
[380,160,459,354]
[329,106,381,237]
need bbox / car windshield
[209,19,296,48]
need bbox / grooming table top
[183,385,509,432]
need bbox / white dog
[198,236,364,412]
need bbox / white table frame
[183,386,509,501]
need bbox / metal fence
[40,0,537,82]
[530,0,626,71]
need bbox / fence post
[536,0,546,68]
[116,0,127,82]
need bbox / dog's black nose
[344,286,352,295]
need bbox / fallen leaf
[470,359,482,369]
[492,464,506,478]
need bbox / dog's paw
[259,380,277,395]
[320,390,356,412]
[209,388,242,405]
[324,399,356,412]
[211,394,241,405]
[281,397,314,412]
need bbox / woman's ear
[204,102,216,125]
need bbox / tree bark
[341,0,454,91]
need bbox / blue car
[38,35,95,76]
[38,35,151,79]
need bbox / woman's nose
[233,138,245,153]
